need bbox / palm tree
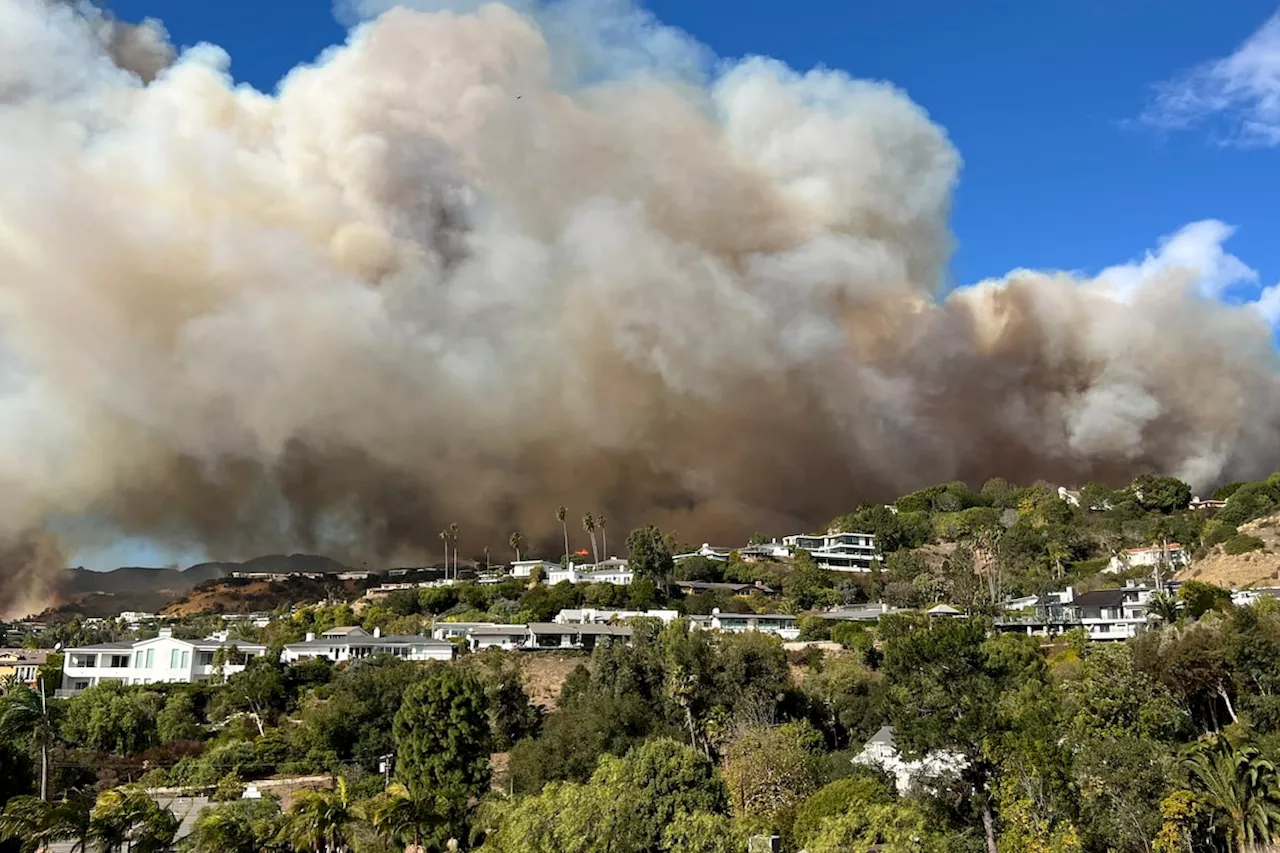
[556,506,569,566]
[598,515,608,559]
[364,781,441,853]
[439,529,450,580]
[281,776,360,853]
[1184,740,1280,852]
[1,682,58,800]
[89,787,178,853]
[1148,590,1180,624]
[184,798,286,853]
[509,532,523,563]
[0,791,92,853]
[582,513,599,564]
[449,523,460,578]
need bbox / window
[196,652,214,667]
[108,655,130,668]
[181,651,189,668]
[135,652,144,668]
[170,649,180,669]
[144,649,154,669]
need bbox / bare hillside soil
[1178,514,1280,588]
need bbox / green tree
[392,667,491,841]
[89,787,179,853]
[1130,474,1193,513]
[180,798,285,853]
[279,777,359,853]
[0,684,59,800]
[721,722,823,836]
[0,791,93,853]
[882,618,1027,853]
[791,774,896,850]
[363,780,444,853]
[1180,580,1233,620]
[626,525,675,589]
[157,692,202,743]
[1182,740,1280,853]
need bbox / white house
[59,629,266,696]
[783,533,882,572]
[545,559,634,586]
[1105,544,1188,575]
[1233,587,1280,607]
[510,560,560,579]
[690,610,801,640]
[853,726,968,795]
[430,622,530,651]
[554,608,681,625]
[281,626,454,663]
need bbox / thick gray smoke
[0,0,1278,614]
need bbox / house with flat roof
[282,627,454,663]
[1105,544,1188,575]
[674,580,778,597]
[691,610,800,640]
[783,532,882,572]
[59,629,266,696]
[545,559,634,586]
[510,560,560,579]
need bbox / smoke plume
[0,0,1278,613]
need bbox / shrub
[1224,534,1265,556]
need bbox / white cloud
[1093,219,1257,301]
[1142,11,1280,146]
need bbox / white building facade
[783,533,882,572]
[281,626,454,663]
[1105,544,1188,575]
[60,629,266,696]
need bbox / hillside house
[59,629,266,696]
[281,627,454,663]
[1105,544,1187,575]
[853,726,968,795]
[783,533,882,572]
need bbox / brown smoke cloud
[0,0,1278,612]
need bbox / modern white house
[853,726,968,795]
[783,533,882,572]
[545,559,635,586]
[59,629,267,696]
[510,560,560,579]
[995,581,1174,641]
[690,610,801,640]
[554,608,681,625]
[1105,544,1188,575]
[281,626,454,663]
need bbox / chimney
[158,628,172,639]
[305,632,315,642]
[373,627,381,638]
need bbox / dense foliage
[10,472,1280,851]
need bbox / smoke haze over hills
[1,0,1279,616]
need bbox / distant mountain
[53,554,356,615]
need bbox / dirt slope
[1178,514,1280,588]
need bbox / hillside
[161,576,345,617]
[1178,513,1280,588]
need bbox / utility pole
[379,753,394,789]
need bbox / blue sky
[107,0,1280,291]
